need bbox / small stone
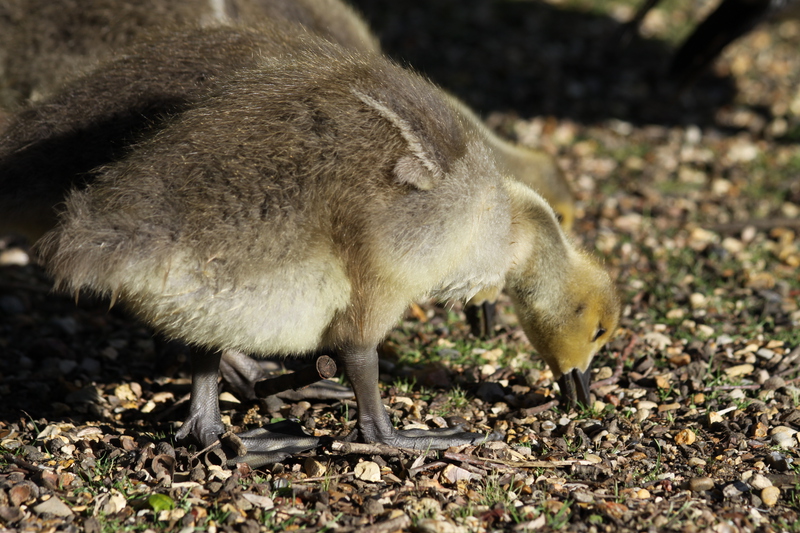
[9,484,34,507]
[363,498,384,516]
[674,429,696,445]
[541,421,556,431]
[725,364,754,378]
[442,464,475,484]
[415,518,458,533]
[749,474,772,490]
[0,506,24,523]
[689,477,715,492]
[770,426,798,449]
[696,324,715,337]
[480,364,497,377]
[763,376,786,390]
[668,353,691,367]
[723,481,749,498]
[761,486,780,507]
[751,421,768,438]
[240,493,274,510]
[637,489,650,499]
[688,457,706,467]
[304,458,326,478]
[692,393,705,405]
[289,401,311,418]
[689,293,707,309]
[354,461,381,483]
[33,496,74,517]
[766,451,791,471]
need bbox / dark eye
[592,327,606,342]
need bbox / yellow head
[505,179,620,403]
[508,248,620,405]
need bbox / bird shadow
[351,0,738,128]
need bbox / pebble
[33,496,74,517]
[725,364,754,378]
[761,486,780,507]
[240,493,274,510]
[748,474,772,490]
[763,376,786,390]
[766,451,792,471]
[354,461,381,483]
[770,426,798,449]
[540,420,556,431]
[304,458,326,478]
[689,477,715,492]
[687,457,706,467]
[442,464,475,484]
[722,480,749,498]
[674,429,696,445]
[415,518,459,533]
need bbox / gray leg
[175,348,225,447]
[342,345,501,449]
[219,349,277,401]
[219,349,353,401]
[175,348,319,466]
[465,301,496,338]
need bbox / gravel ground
[1,1,800,532]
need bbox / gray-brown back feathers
[38,41,513,353]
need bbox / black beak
[557,367,592,408]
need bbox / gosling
[37,34,619,465]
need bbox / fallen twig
[329,440,418,457]
[524,399,560,414]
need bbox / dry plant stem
[524,399,560,414]
[294,471,356,484]
[703,384,761,392]
[329,440,418,457]
[442,451,585,469]
[253,355,337,397]
[592,334,638,390]
[2,454,50,472]
[708,218,800,234]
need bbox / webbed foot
[219,422,319,467]
[363,425,501,450]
